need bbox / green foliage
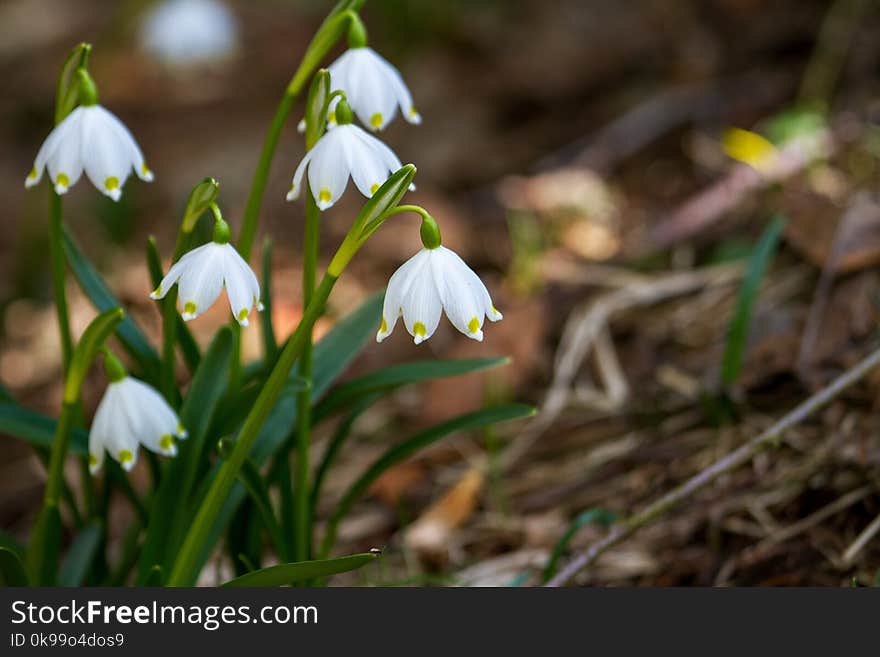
[0,548,29,587]
[58,524,102,587]
[541,509,617,583]
[220,552,379,587]
[721,215,786,387]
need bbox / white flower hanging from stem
[287,98,410,210]
[151,206,263,325]
[299,16,420,133]
[89,351,187,473]
[376,209,503,344]
[25,69,153,201]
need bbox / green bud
[74,68,98,106]
[102,350,127,383]
[55,42,92,124]
[212,213,231,244]
[335,98,354,125]
[305,69,331,149]
[419,214,442,249]
[181,178,220,233]
[347,14,368,49]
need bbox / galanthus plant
[1,0,532,588]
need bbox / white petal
[400,253,443,345]
[308,128,350,210]
[433,247,493,341]
[26,108,82,189]
[176,243,225,320]
[99,106,153,182]
[81,107,133,201]
[88,383,117,472]
[45,109,86,195]
[122,378,180,456]
[102,383,141,471]
[222,244,259,325]
[377,253,426,342]
[349,49,398,131]
[150,254,189,300]
[347,130,391,198]
[286,149,313,201]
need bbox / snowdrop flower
[151,218,263,326]
[325,46,420,132]
[377,245,502,345]
[140,0,239,67]
[89,354,186,473]
[287,100,409,210]
[25,104,153,201]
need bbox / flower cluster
[25,14,503,474]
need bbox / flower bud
[181,178,220,232]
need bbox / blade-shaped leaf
[239,459,287,560]
[137,327,233,583]
[0,403,88,454]
[321,403,535,557]
[0,547,29,586]
[722,215,785,386]
[541,509,617,583]
[261,238,278,363]
[58,523,102,587]
[314,356,510,421]
[220,551,379,587]
[64,227,161,382]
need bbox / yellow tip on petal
[413,322,427,337]
[328,109,337,125]
[370,113,383,129]
[722,127,777,171]
[89,454,98,467]
[27,166,37,181]
[409,107,418,118]
[183,301,197,316]
[159,434,174,452]
[319,189,331,204]
[370,183,380,195]
[105,176,120,191]
[468,316,481,334]
[380,317,388,333]
[56,172,70,188]
[119,449,134,466]
[237,308,249,322]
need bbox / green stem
[49,192,73,372]
[236,7,362,261]
[167,274,338,586]
[293,194,321,561]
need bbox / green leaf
[137,327,233,583]
[541,509,617,583]
[315,357,510,421]
[321,403,535,557]
[0,403,88,454]
[58,523,101,586]
[721,215,786,386]
[238,459,287,560]
[28,504,62,585]
[220,551,379,587]
[64,227,162,382]
[0,547,29,586]
[185,293,383,583]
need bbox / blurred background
[3,0,880,585]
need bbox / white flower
[89,376,187,473]
[151,241,263,325]
[140,0,239,67]
[25,105,153,201]
[377,246,502,345]
[286,123,409,210]
[298,46,420,133]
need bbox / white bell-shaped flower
[151,237,263,326]
[140,0,239,67]
[89,375,186,473]
[326,46,420,131]
[286,119,407,211]
[377,245,502,345]
[26,104,153,201]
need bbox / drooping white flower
[25,105,153,200]
[377,246,502,345]
[89,376,187,473]
[140,0,239,67]
[286,123,408,210]
[151,241,263,326]
[298,46,420,134]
